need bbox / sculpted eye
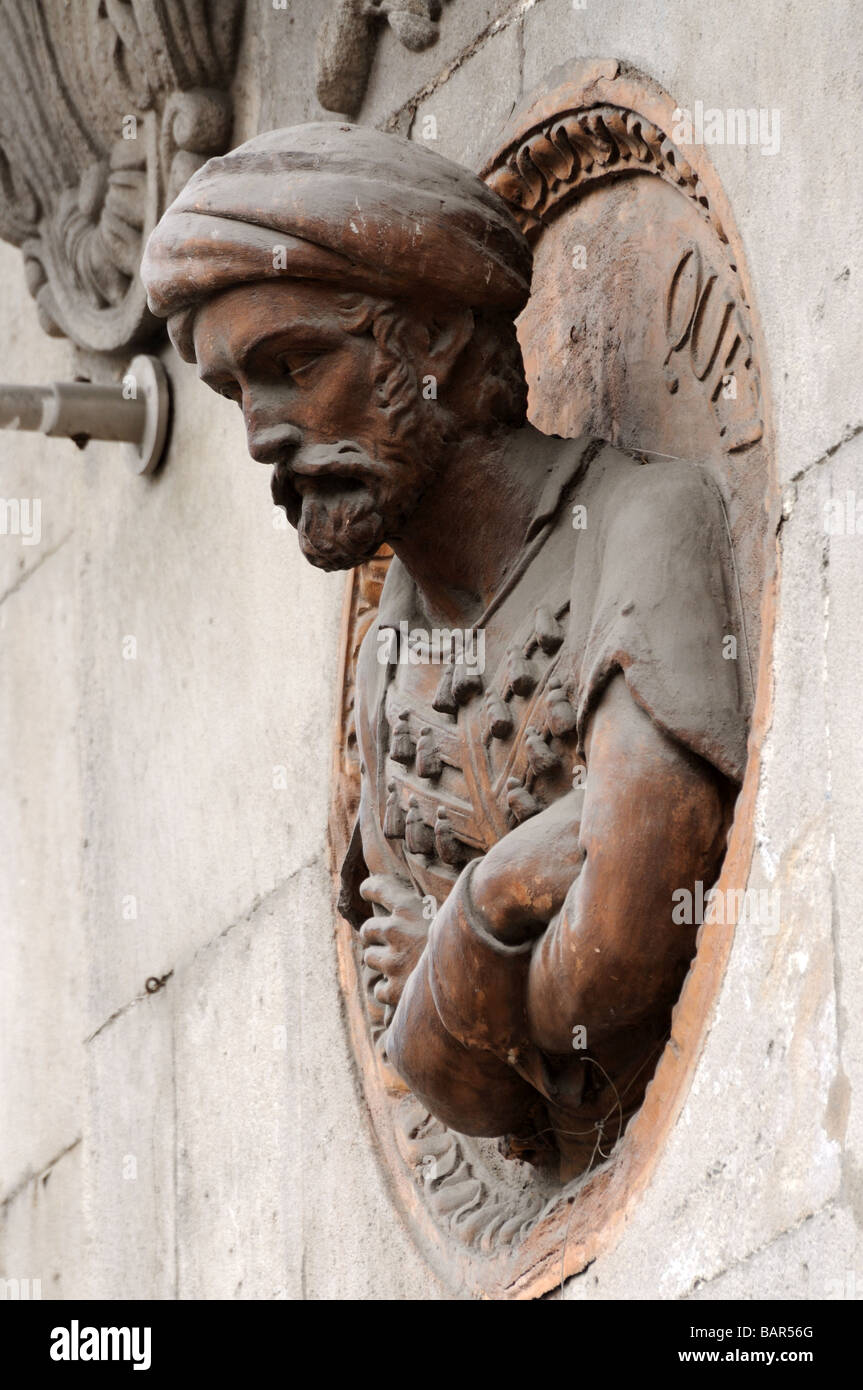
[276,350,323,379]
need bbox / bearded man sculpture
[142,123,749,1178]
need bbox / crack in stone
[0,1136,82,1212]
[776,422,863,536]
[83,971,175,1046]
[789,421,863,487]
[0,529,73,608]
[381,0,542,134]
[83,855,322,1046]
[682,1204,832,1298]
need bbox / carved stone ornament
[140,58,775,1299]
[316,0,443,116]
[0,0,242,352]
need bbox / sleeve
[570,461,751,785]
[385,860,550,1136]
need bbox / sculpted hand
[359,874,431,1011]
[470,788,586,945]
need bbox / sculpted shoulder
[593,447,730,549]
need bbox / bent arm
[386,672,735,1131]
[526,673,734,1053]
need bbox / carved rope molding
[483,101,730,245]
[0,0,242,353]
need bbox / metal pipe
[0,355,170,474]
[42,382,147,444]
[0,384,53,432]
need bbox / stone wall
[1,0,860,1300]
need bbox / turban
[141,122,533,362]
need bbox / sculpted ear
[424,307,475,387]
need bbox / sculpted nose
[248,423,303,464]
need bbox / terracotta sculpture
[142,123,749,1177]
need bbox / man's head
[142,123,532,569]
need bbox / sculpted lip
[270,461,373,530]
[292,451,386,483]
[271,451,380,502]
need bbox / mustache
[279,440,390,484]
[271,440,385,517]
[270,439,408,528]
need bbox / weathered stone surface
[85,986,176,1300]
[76,349,343,1032]
[172,875,306,1300]
[0,1140,83,1302]
[85,863,449,1300]
[411,19,522,163]
[686,1204,858,1301]
[256,0,340,132]
[0,542,84,1193]
[820,436,863,1230]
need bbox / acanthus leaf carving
[0,0,242,353]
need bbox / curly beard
[296,475,389,570]
[272,410,443,573]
